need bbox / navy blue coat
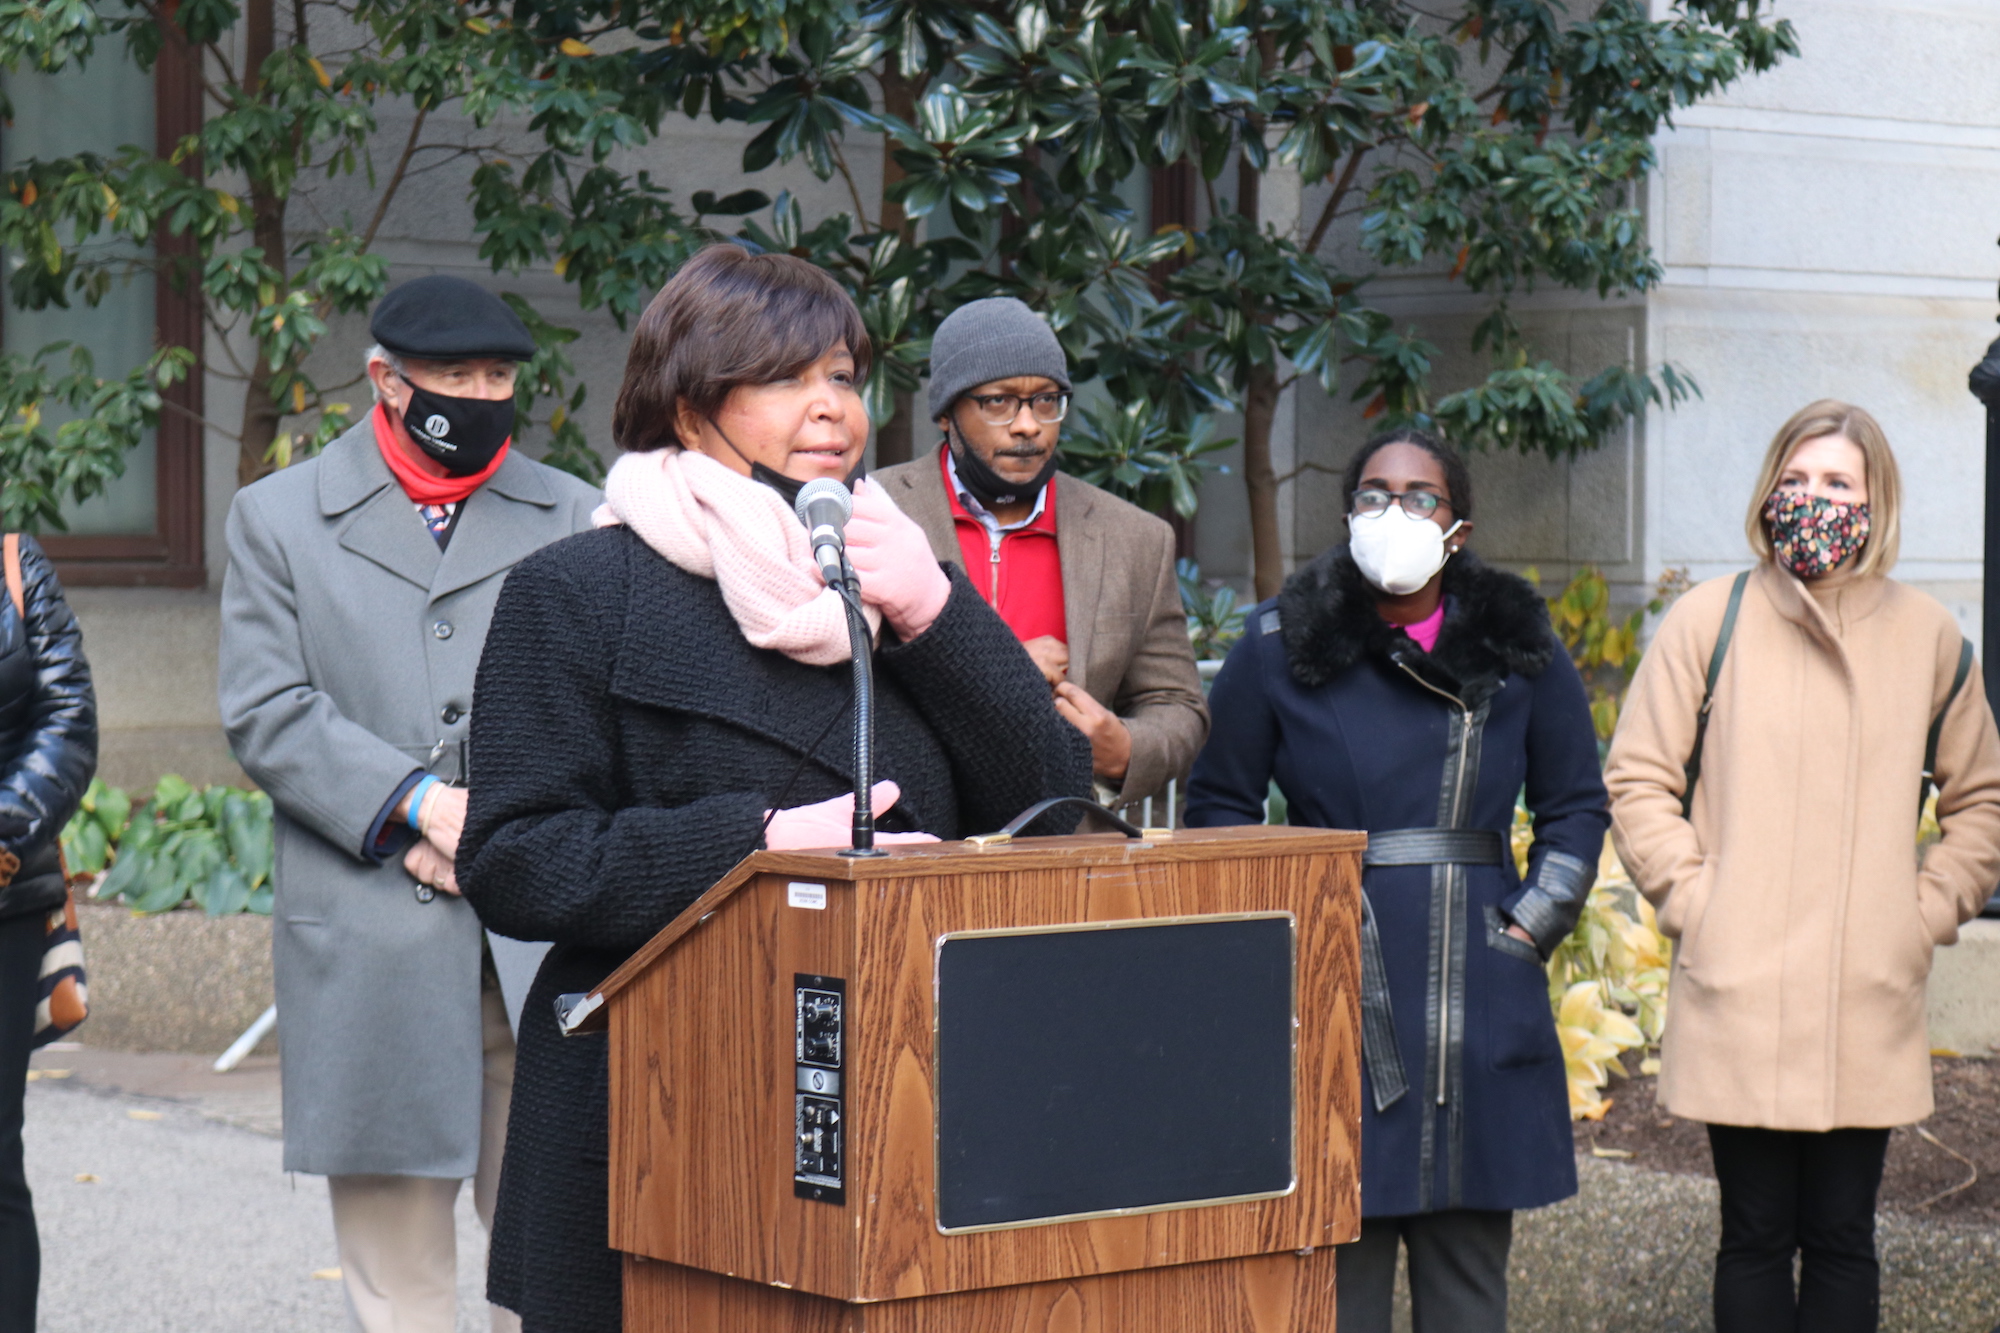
[1186,548,1608,1217]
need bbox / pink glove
[845,481,951,639]
[764,780,941,851]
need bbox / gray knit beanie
[926,297,1072,420]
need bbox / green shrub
[63,775,274,916]
[1177,559,1246,663]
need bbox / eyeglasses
[966,392,1070,426]
[1351,487,1449,520]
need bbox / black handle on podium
[978,797,1146,845]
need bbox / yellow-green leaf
[558,37,594,57]
[308,57,331,88]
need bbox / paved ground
[1507,1158,2000,1333]
[20,1044,2000,1331]
[23,1044,497,1332]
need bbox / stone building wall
[1193,0,2000,641]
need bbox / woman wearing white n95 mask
[1186,428,1608,1333]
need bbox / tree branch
[1274,458,1343,486]
[202,312,255,379]
[1305,145,1369,255]
[158,394,242,443]
[398,145,491,179]
[359,106,429,251]
[829,138,873,231]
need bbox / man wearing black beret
[218,275,600,1333]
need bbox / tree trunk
[1241,362,1283,600]
[235,0,285,486]
[1234,25,1285,600]
[872,67,918,467]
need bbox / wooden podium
[579,824,1363,1332]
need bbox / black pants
[1708,1123,1890,1333]
[1335,1209,1512,1333]
[0,908,40,1333]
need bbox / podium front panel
[934,913,1296,1232]
[604,828,1363,1306]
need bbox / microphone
[794,478,853,587]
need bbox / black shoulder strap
[1921,637,1976,816]
[1681,570,1750,818]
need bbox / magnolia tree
[488,0,1796,595]
[1,0,1794,592]
[0,0,616,514]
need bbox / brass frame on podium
[578,825,1364,1332]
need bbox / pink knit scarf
[595,448,879,666]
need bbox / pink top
[1395,603,1446,653]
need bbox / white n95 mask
[1348,506,1462,596]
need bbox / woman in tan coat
[1606,400,2000,1333]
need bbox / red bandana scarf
[371,401,510,505]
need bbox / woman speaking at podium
[1185,429,1608,1333]
[456,245,1091,1333]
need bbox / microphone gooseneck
[833,568,885,858]
[794,478,853,588]
[789,479,885,859]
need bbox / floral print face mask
[1763,490,1870,579]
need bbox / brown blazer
[873,446,1209,809]
[1605,561,2000,1130]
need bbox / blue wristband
[407,775,440,832]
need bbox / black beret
[369,275,537,361]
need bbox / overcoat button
[433,620,454,640]
[441,705,463,724]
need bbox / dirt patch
[1576,1059,2000,1225]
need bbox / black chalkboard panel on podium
[933,913,1296,1233]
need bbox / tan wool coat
[873,445,1209,808]
[1605,561,2000,1130]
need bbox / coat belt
[1362,827,1506,867]
[1356,826,1505,1115]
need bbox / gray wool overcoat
[219,418,600,1178]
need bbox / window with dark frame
[2,22,205,589]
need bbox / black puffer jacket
[459,525,1092,1333]
[0,536,95,920]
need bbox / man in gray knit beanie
[872,297,1208,813]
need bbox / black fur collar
[1276,545,1555,702]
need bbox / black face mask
[946,422,1058,510]
[401,377,515,477]
[706,420,865,503]
[748,459,867,505]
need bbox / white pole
[214,1004,277,1073]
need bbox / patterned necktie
[418,503,454,547]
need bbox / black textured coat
[0,536,94,920]
[1186,547,1608,1216]
[459,526,1092,1333]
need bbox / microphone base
[837,846,890,859]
